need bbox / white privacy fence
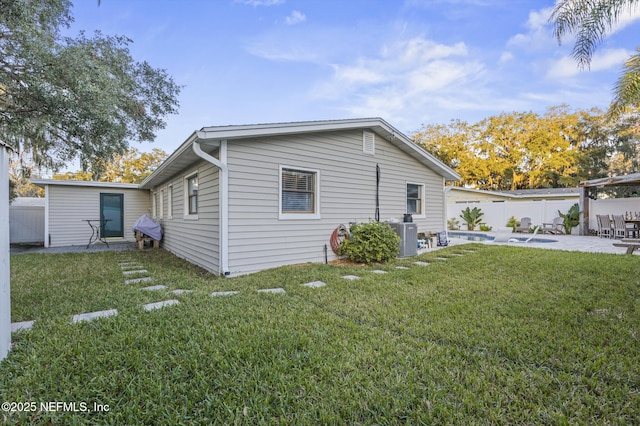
[448,197,640,234]
[9,198,45,244]
[447,200,578,232]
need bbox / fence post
[0,141,12,361]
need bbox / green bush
[506,216,519,232]
[339,221,400,263]
[479,224,492,231]
[460,206,484,231]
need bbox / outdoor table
[83,219,110,248]
[624,219,640,238]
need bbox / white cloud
[234,0,284,6]
[507,6,556,51]
[547,48,632,78]
[309,37,485,126]
[285,10,306,25]
[499,51,514,64]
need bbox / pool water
[448,232,557,243]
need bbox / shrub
[506,216,519,232]
[460,207,484,231]
[339,221,400,263]
[559,203,580,234]
[479,224,492,231]
[447,217,460,230]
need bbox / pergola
[579,172,640,235]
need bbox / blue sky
[66,0,640,155]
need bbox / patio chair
[612,214,631,239]
[596,214,613,238]
[542,217,565,235]
[515,217,531,233]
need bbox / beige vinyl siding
[47,185,149,247]
[226,129,445,274]
[154,160,220,273]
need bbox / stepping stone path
[211,291,239,297]
[141,285,167,291]
[72,309,118,324]
[11,320,34,332]
[122,269,149,276]
[12,250,472,333]
[302,281,327,288]
[342,275,360,281]
[143,300,180,311]
[257,288,286,294]
[125,276,153,285]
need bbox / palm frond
[550,0,640,69]
[608,48,640,119]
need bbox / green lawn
[1,246,639,424]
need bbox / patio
[443,232,638,255]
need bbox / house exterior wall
[151,160,220,273]
[225,129,446,275]
[46,185,149,247]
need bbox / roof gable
[141,118,460,189]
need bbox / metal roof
[140,118,461,189]
[32,179,140,189]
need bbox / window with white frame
[184,173,198,218]
[167,184,173,219]
[406,183,424,216]
[279,166,320,219]
[152,191,159,218]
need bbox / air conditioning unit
[388,222,418,257]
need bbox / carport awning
[580,172,640,188]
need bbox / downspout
[192,138,230,276]
[444,181,452,239]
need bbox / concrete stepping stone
[143,300,179,311]
[120,265,144,271]
[451,253,464,257]
[211,291,239,297]
[172,289,193,295]
[141,285,167,291]
[395,266,410,270]
[371,270,387,274]
[122,269,148,276]
[257,287,286,294]
[342,275,360,280]
[11,320,35,332]
[302,281,327,288]
[434,257,449,261]
[72,309,118,324]
[414,261,430,266]
[125,277,152,284]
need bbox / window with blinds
[406,183,423,215]
[282,168,315,213]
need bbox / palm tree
[550,0,640,118]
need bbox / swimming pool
[448,231,557,243]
